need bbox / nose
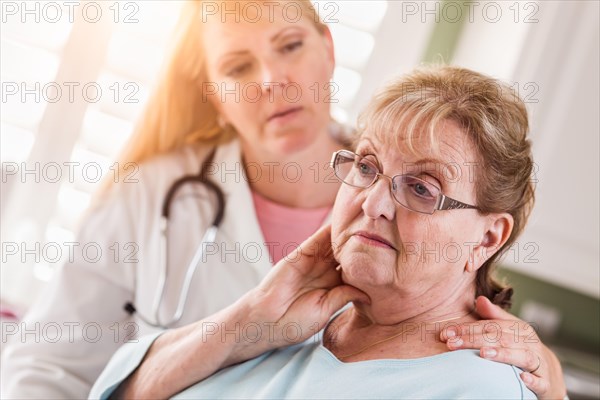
[261,59,290,93]
[361,176,396,221]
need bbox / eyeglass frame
[329,149,479,215]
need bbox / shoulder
[176,338,323,399]
[438,350,537,399]
[75,140,241,240]
[125,142,223,191]
[92,140,240,211]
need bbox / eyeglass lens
[333,151,441,214]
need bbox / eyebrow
[358,137,378,152]
[358,138,446,165]
[271,26,304,43]
[357,138,458,179]
[409,158,446,167]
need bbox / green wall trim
[497,267,600,354]
[421,0,469,63]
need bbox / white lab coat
[1,139,291,398]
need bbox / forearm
[116,301,261,399]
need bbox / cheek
[242,83,263,103]
[401,216,472,269]
[221,98,260,135]
[331,187,363,247]
[397,217,445,269]
[225,93,256,116]
[331,191,351,242]
[303,67,332,106]
[293,53,333,103]
[396,213,431,249]
[296,59,330,85]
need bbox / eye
[358,162,370,175]
[281,40,303,54]
[227,63,251,77]
[403,176,436,200]
[355,159,377,177]
[413,182,432,197]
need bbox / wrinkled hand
[241,225,369,352]
[440,296,566,399]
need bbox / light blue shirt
[90,331,536,399]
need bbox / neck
[325,288,478,361]
[240,127,342,208]
[351,275,478,326]
[350,291,476,333]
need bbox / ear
[466,213,514,273]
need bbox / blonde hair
[357,65,535,309]
[101,0,327,195]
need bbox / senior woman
[91,66,539,399]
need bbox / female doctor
[1,1,566,399]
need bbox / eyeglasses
[330,150,479,215]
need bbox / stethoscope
[124,148,225,328]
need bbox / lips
[353,231,396,250]
[267,106,303,122]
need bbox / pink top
[251,191,332,264]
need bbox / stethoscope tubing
[153,222,219,328]
[125,148,224,329]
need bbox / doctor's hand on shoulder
[441,296,567,399]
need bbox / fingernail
[449,337,463,348]
[445,329,456,338]
[521,373,532,384]
[482,348,497,358]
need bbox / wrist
[188,297,273,368]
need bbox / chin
[339,250,396,289]
[267,128,319,156]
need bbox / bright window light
[95,71,149,121]
[0,38,60,84]
[0,9,72,52]
[314,0,388,32]
[33,262,54,282]
[68,146,112,194]
[56,185,91,230]
[0,122,35,163]
[330,24,375,70]
[333,67,362,107]
[105,31,166,84]
[80,108,134,158]
[331,106,349,124]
